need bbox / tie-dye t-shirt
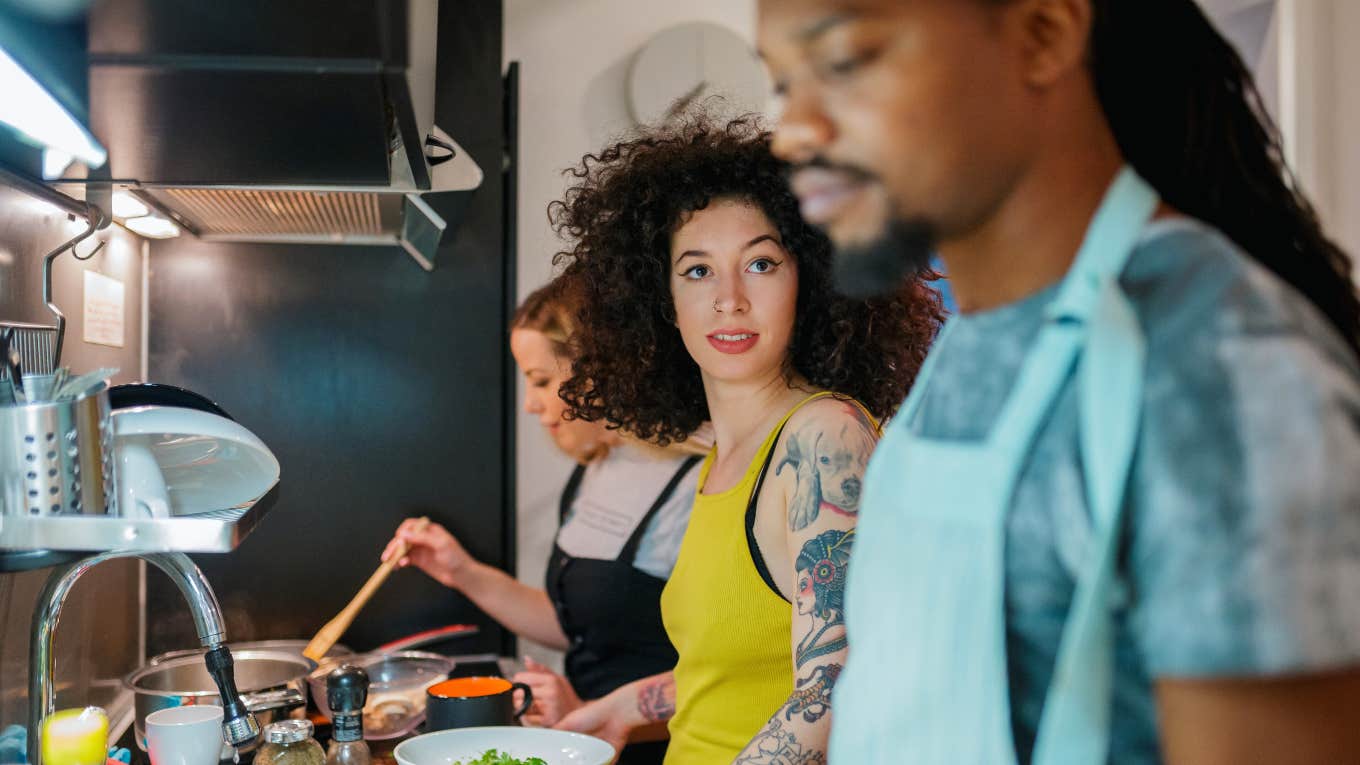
[903,218,1360,763]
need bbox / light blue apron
[830,168,1158,764]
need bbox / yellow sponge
[41,707,109,765]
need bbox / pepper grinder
[325,665,371,765]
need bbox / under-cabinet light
[0,45,107,168]
[123,215,180,239]
[42,148,73,179]
[112,191,149,219]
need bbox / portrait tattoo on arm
[794,529,854,668]
[777,410,876,531]
[637,675,675,723]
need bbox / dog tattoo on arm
[778,407,876,531]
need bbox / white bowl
[112,405,279,516]
[394,727,615,765]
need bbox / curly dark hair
[550,115,944,445]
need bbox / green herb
[451,749,547,765]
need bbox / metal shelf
[0,165,103,220]
[0,485,278,565]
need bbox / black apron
[545,456,700,765]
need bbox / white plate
[112,405,279,517]
[394,727,616,765]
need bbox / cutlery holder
[0,382,117,518]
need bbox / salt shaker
[325,664,371,765]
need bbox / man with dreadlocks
[759,1,1360,764]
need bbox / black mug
[425,677,533,731]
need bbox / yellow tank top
[660,392,840,764]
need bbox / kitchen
[3,2,1360,765]
[2,0,523,762]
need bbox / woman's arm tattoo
[637,674,676,723]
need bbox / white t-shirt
[554,444,699,580]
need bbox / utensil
[1,329,11,383]
[308,650,454,741]
[302,517,430,662]
[394,727,616,765]
[126,649,313,754]
[51,368,118,402]
[0,329,13,405]
[4,329,25,403]
[375,624,479,653]
[146,705,224,765]
[424,677,532,732]
[48,367,69,401]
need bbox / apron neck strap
[558,464,587,522]
[986,167,1159,448]
[617,455,702,566]
[1045,167,1160,323]
[899,167,1158,428]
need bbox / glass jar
[255,720,325,765]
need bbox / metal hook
[72,238,106,261]
[41,203,108,369]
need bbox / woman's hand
[514,656,584,728]
[555,673,673,763]
[555,693,632,765]
[381,518,477,589]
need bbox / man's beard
[832,218,937,298]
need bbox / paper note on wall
[83,270,125,348]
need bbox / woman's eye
[818,48,878,80]
[825,57,862,76]
[530,379,551,389]
[747,258,779,274]
[681,264,711,279]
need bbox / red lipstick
[706,329,759,354]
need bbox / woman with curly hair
[551,116,943,764]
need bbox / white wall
[504,0,756,659]
[1204,0,1360,281]
[1261,0,1360,275]
[1326,2,1360,267]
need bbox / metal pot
[149,639,353,666]
[125,649,314,753]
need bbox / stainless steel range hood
[61,0,481,270]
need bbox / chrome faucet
[28,551,260,764]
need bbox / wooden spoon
[303,516,430,662]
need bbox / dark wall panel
[145,0,509,657]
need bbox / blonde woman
[385,275,703,765]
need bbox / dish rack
[0,321,58,377]
[0,200,277,569]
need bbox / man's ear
[1008,0,1094,89]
